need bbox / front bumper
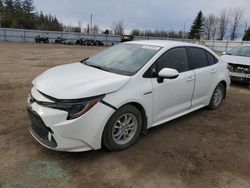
[27,99,115,152]
[229,71,250,79]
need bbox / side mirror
[222,52,226,55]
[157,68,179,83]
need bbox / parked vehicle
[76,38,104,46]
[121,35,133,43]
[35,35,49,43]
[75,38,85,45]
[221,45,250,86]
[55,37,74,45]
[27,40,230,152]
[95,40,104,46]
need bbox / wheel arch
[105,101,148,135]
[101,101,148,150]
[126,102,148,134]
[219,80,227,99]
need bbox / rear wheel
[102,105,142,151]
[208,83,225,110]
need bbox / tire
[102,105,142,151]
[208,83,225,110]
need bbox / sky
[33,0,250,34]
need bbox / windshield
[227,46,250,57]
[84,43,161,75]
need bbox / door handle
[186,76,195,82]
[210,69,217,74]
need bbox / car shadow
[230,81,250,89]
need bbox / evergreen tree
[2,0,14,27]
[188,11,204,39]
[0,0,3,14]
[0,0,63,31]
[22,0,34,14]
[12,0,22,28]
[22,0,34,29]
[0,0,3,27]
[243,27,250,41]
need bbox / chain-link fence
[0,27,121,46]
[1,27,250,52]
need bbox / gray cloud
[33,0,249,33]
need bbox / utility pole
[90,14,92,34]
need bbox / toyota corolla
[27,40,230,152]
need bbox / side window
[206,51,218,65]
[156,48,189,73]
[189,47,209,69]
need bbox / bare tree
[92,24,100,34]
[229,7,244,40]
[218,9,229,40]
[204,14,217,40]
[83,24,90,33]
[131,29,141,36]
[78,21,82,33]
[211,18,219,40]
[112,19,124,35]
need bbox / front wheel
[208,83,225,110]
[102,105,142,151]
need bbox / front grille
[229,63,250,74]
[27,108,50,139]
[27,107,57,148]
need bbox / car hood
[32,62,130,99]
[221,55,250,66]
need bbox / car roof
[127,40,199,48]
[127,40,219,59]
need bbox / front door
[151,47,195,126]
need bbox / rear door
[187,47,219,107]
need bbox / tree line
[188,8,249,41]
[0,1,249,41]
[128,8,249,41]
[0,0,63,31]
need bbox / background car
[75,38,85,45]
[121,35,133,43]
[221,45,250,87]
[55,37,74,45]
[76,38,104,46]
[35,35,49,43]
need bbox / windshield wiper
[80,57,89,63]
[83,62,112,73]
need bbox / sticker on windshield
[142,45,160,51]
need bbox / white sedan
[27,40,230,152]
[221,45,250,86]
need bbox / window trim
[187,47,218,70]
[205,51,219,65]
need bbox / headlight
[40,95,104,120]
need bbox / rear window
[189,47,209,69]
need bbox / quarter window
[206,51,218,65]
[156,48,189,73]
[189,47,209,69]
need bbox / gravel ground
[0,42,250,188]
